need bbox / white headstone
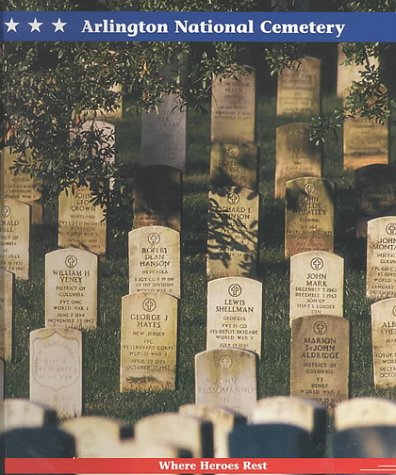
[0,269,14,360]
[334,398,396,430]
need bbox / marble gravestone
[70,119,115,161]
[206,277,263,356]
[211,69,256,143]
[371,299,396,388]
[45,248,98,330]
[133,165,182,232]
[128,226,180,298]
[285,177,334,257]
[141,93,187,171]
[179,404,246,457]
[0,269,14,361]
[61,416,133,457]
[355,165,396,238]
[30,328,82,418]
[134,412,213,457]
[195,348,257,417]
[120,292,178,392]
[290,315,349,407]
[210,143,259,191]
[58,184,107,256]
[1,147,42,224]
[0,198,30,280]
[366,217,396,300]
[275,123,321,199]
[337,43,379,98]
[207,187,259,279]
[290,251,344,323]
[343,114,389,170]
[3,399,57,432]
[334,398,396,430]
[277,57,321,117]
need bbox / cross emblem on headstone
[228,284,242,297]
[1,206,11,218]
[148,233,160,245]
[143,298,156,313]
[227,192,239,205]
[313,321,327,335]
[310,257,324,271]
[65,255,78,268]
[386,223,396,235]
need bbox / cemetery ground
[4,92,396,426]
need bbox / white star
[5,17,19,32]
[52,18,67,33]
[28,17,43,33]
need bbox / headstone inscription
[179,404,246,458]
[371,299,396,388]
[195,348,257,417]
[133,165,182,232]
[336,43,379,98]
[120,292,178,392]
[61,416,133,456]
[0,269,14,361]
[207,187,259,279]
[210,143,258,190]
[343,114,389,170]
[211,69,256,143]
[366,217,396,300]
[355,165,396,238]
[45,248,98,330]
[277,57,321,117]
[250,396,327,456]
[228,424,314,457]
[285,177,334,257]
[3,399,57,432]
[275,123,321,199]
[290,315,350,407]
[141,93,187,171]
[334,398,396,430]
[58,184,107,256]
[289,251,344,323]
[128,226,180,299]
[134,413,214,457]
[1,147,42,224]
[30,328,82,418]
[0,198,30,280]
[206,277,263,356]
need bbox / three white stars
[4,17,67,33]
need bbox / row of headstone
[6,396,396,458]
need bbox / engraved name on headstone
[290,251,344,323]
[45,249,98,330]
[335,397,396,430]
[207,277,262,356]
[128,226,180,299]
[210,143,258,190]
[285,178,334,257]
[372,299,396,388]
[195,348,257,417]
[1,147,42,224]
[120,292,178,392]
[207,187,259,279]
[141,93,187,171]
[58,184,107,256]
[291,315,349,407]
[0,198,30,280]
[211,69,255,143]
[344,115,389,170]
[0,269,14,361]
[30,328,82,418]
[133,165,182,232]
[277,57,321,117]
[366,217,396,300]
[355,165,396,238]
[275,123,321,199]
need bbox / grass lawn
[5,90,396,425]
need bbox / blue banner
[1,11,396,42]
